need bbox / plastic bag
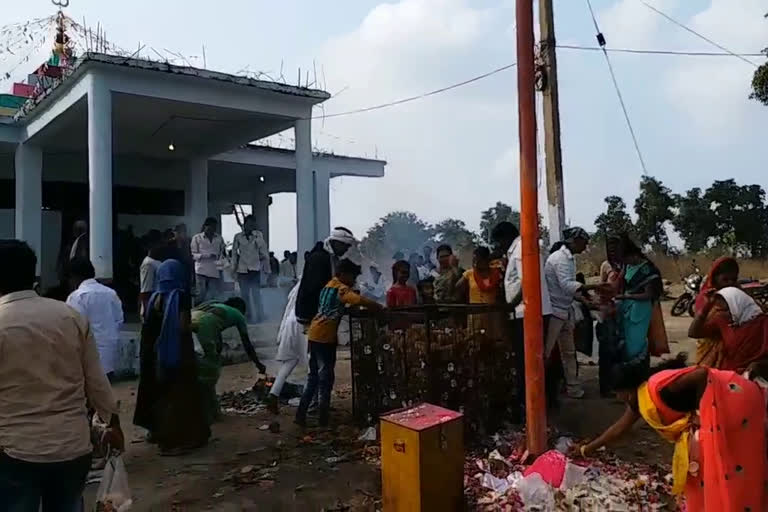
[523,450,567,488]
[95,456,132,511]
[517,473,555,510]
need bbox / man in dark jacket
[295,227,357,325]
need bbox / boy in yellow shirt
[295,259,383,427]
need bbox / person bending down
[192,297,266,424]
[575,354,767,511]
[295,259,383,427]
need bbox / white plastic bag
[95,456,132,511]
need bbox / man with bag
[0,240,124,511]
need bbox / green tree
[359,211,434,261]
[704,180,768,257]
[479,202,549,247]
[433,218,479,252]
[672,187,714,253]
[634,176,675,250]
[750,14,768,105]
[594,196,634,239]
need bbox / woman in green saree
[614,234,663,368]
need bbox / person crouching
[295,258,383,427]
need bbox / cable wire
[558,44,765,57]
[584,0,649,175]
[312,62,517,120]
[638,0,759,68]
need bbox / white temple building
[0,53,386,289]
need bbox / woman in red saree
[693,257,740,367]
[577,355,767,511]
[689,286,768,372]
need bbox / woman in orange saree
[576,355,767,511]
[693,257,739,367]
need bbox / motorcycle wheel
[688,299,696,317]
[671,294,690,317]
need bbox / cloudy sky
[3,0,766,253]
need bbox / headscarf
[145,259,187,371]
[563,226,589,243]
[717,287,763,326]
[323,227,357,255]
[694,257,737,314]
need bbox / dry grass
[577,243,768,283]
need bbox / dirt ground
[87,303,695,511]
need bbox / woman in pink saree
[577,355,767,511]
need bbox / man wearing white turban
[295,227,358,325]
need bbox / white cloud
[664,0,766,135]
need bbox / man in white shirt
[231,215,269,323]
[139,230,163,317]
[544,227,603,399]
[66,258,125,380]
[492,222,553,417]
[279,250,298,288]
[191,217,225,304]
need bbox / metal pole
[516,0,548,456]
[539,0,566,243]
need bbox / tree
[704,180,768,257]
[479,202,549,247]
[480,202,520,244]
[434,219,479,252]
[752,59,768,105]
[750,14,768,106]
[672,187,715,253]
[359,211,434,262]
[594,196,634,239]
[634,176,675,250]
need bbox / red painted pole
[516,0,547,456]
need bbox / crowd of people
[3,213,768,510]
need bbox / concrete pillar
[252,192,271,248]
[87,76,113,279]
[313,167,331,243]
[186,158,208,234]
[294,117,313,271]
[14,143,42,275]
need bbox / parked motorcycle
[671,262,702,317]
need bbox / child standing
[295,259,383,427]
[387,260,418,307]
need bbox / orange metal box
[380,403,464,512]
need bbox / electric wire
[558,44,765,57]
[638,0,759,68]
[584,0,649,175]
[310,62,518,120]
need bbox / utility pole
[516,0,547,456]
[539,0,566,243]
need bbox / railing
[348,304,522,437]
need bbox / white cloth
[232,230,269,274]
[363,275,387,305]
[275,282,308,365]
[139,256,161,293]
[544,244,583,320]
[69,233,86,260]
[505,237,553,319]
[717,287,763,326]
[191,232,225,278]
[66,279,124,375]
[323,228,357,255]
[279,259,297,287]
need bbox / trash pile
[464,430,675,511]
[219,379,304,416]
[219,388,266,416]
